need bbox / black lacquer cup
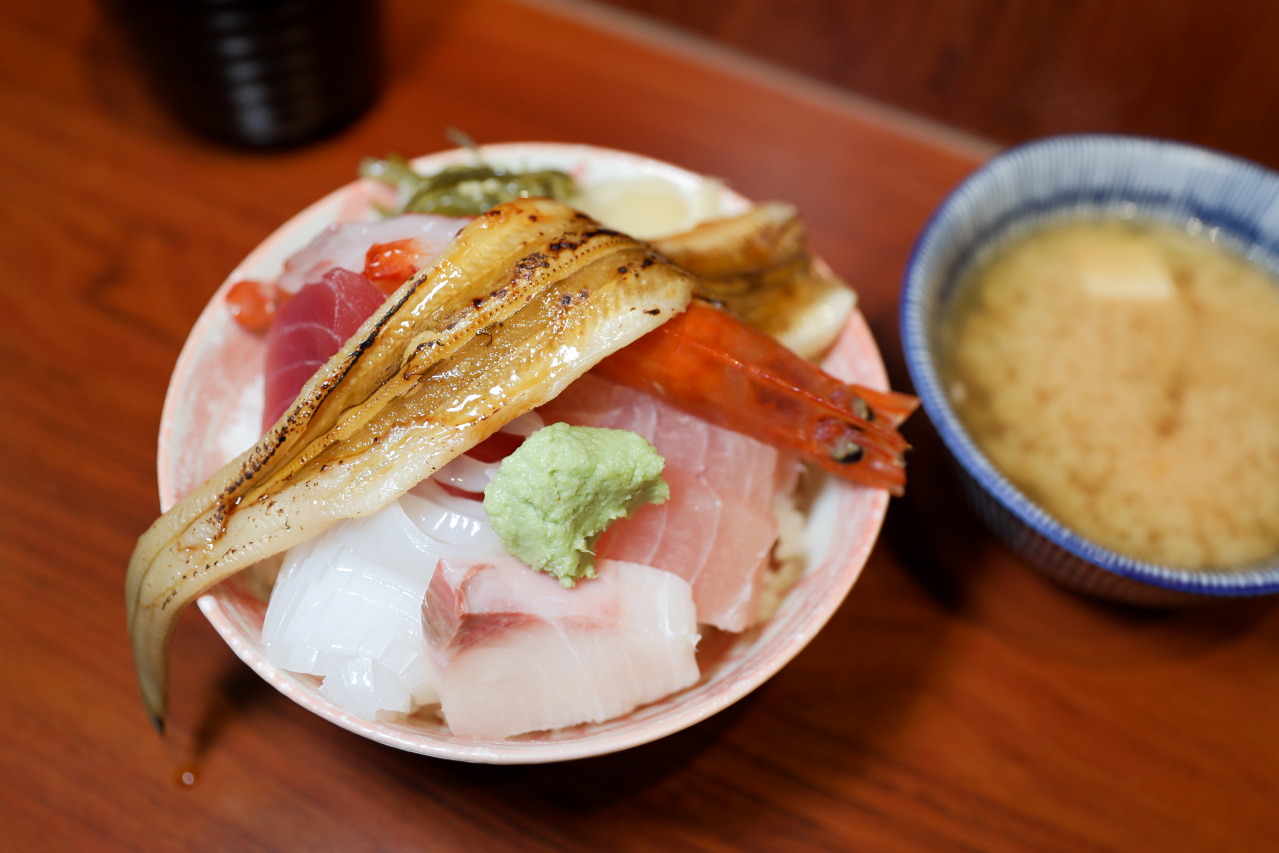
[103,0,381,148]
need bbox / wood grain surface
[595,0,1279,171]
[1,0,1276,850]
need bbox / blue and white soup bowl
[900,134,1279,606]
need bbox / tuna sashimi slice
[541,375,779,503]
[424,557,700,739]
[261,267,386,430]
[262,214,467,431]
[595,475,776,629]
[540,375,787,632]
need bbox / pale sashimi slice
[424,557,699,739]
[260,480,510,722]
[275,213,466,295]
[540,375,783,632]
[261,502,443,720]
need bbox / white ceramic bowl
[158,143,892,762]
[901,134,1279,606]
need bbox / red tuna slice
[539,374,787,632]
[424,556,699,739]
[262,268,386,431]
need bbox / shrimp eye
[852,396,874,422]
[829,436,865,464]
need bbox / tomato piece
[226,279,280,333]
[363,238,423,294]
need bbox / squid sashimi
[424,557,699,739]
[540,374,794,632]
[260,417,544,722]
[261,501,445,720]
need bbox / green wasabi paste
[482,422,670,587]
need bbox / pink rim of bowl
[157,143,892,764]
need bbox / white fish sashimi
[261,481,505,721]
[275,214,467,294]
[424,557,700,739]
[260,414,541,722]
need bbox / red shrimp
[595,302,918,495]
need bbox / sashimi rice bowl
[140,143,906,763]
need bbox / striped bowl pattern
[900,134,1279,606]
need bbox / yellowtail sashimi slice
[424,557,699,739]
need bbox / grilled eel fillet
[126,198,695,729]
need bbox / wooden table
[3,0,1275,849]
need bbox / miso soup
[943,220,1279,569]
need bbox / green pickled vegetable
[359,153,576,217]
